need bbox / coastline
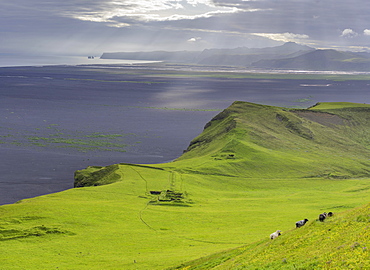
[0,54,160,68]
[1,63,370,205]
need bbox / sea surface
[1,61,370,205]
[0,54,159,68]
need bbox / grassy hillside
[172,101,370,179]
[0,101,369,269]
[169,202,370,269]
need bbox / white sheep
[270,230,281,239]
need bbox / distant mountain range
[253,48,370,71]
[101,42,370,71]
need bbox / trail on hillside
[130,166,253,245]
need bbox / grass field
[0,101,369,269]
[169,202,370,269]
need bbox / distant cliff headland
[101,42,370,71]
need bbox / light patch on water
[154,88,215,109]
[300,84,332,87]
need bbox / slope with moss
[169,101,370,179]
[169,203,370,269]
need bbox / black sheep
[319,212,327,222]
[295,218,309,228]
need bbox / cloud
[58,0,241,26]
[252,32,309,43]
[187,37,201,42]
[3,0,370,55]
[340,28,358,38]
[187,0,214,6]
[0,0,240,27]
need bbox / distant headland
[101,42,370,72]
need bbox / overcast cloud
[1,0,370,56]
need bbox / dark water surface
[1,64,369,205]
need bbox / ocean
[0,54,157,67]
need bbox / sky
[1,0,370,56]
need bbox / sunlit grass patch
[309,101,370,110]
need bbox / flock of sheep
[270,212,334,239]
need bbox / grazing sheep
[270,230,281,239]
[319,212,327,222]
[295,218,309,228]
[327,212,333,217]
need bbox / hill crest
[175,101,370,179]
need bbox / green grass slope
[168,203,370,269]
[0,101,369,270]
[172,101,370,179]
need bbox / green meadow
[0,101,369,269]
[169,202,370,269]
